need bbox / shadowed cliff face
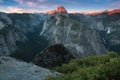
[40,13,107,57]
[8,13,49,61]
[32,44,74,67]
[0,13,49,61]
[0,13,27,55]
[9,13,47,33]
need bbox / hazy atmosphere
[0,0,120,13]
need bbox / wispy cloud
[38,0,46,2]
[39,5,48,9]
[14,0,36,6]
[109,1,120,7]
[13,0,50,11]
[26,1,37,6]
[0,6,40,13]
[1,0,119,13]
[14,0,46,4]
[0,0,3,2]
[14,0,46,7]
[14,0,24,4]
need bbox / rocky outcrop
[0,56,59,80]
[32,44,74,67]
[40,13,107,57]
[46,6,67,14]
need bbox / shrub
[45,51,120,80]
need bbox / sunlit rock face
[46,6,67,14]
[57,6,67,13]
[46,10,57,15]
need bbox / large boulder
[32,44,74,67]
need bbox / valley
[0,6,120,80]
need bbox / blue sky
[0,0,120,13]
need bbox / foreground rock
[0,56,59,80]
[32,44,74,67]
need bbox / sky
[0,0,120,13]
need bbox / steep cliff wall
[40,13,107,57]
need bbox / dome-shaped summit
[46,6,67,14]
[57,6,67,13]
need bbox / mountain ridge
[40,13,107,57]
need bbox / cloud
[14,0,46,7]
[14,0,24,4]
[14,0,36,6]
[0,0,3,2]
[38,0,46,2]
[39,5,48,9]
[109,1,120,7]
[26,1,37,6]
[0,6,40,13]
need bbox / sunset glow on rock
[46,6,67,14]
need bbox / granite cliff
[40,13,107,57]
[0,13,27,55]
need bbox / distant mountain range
[81,8,120,16]
[46,6,120,16]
